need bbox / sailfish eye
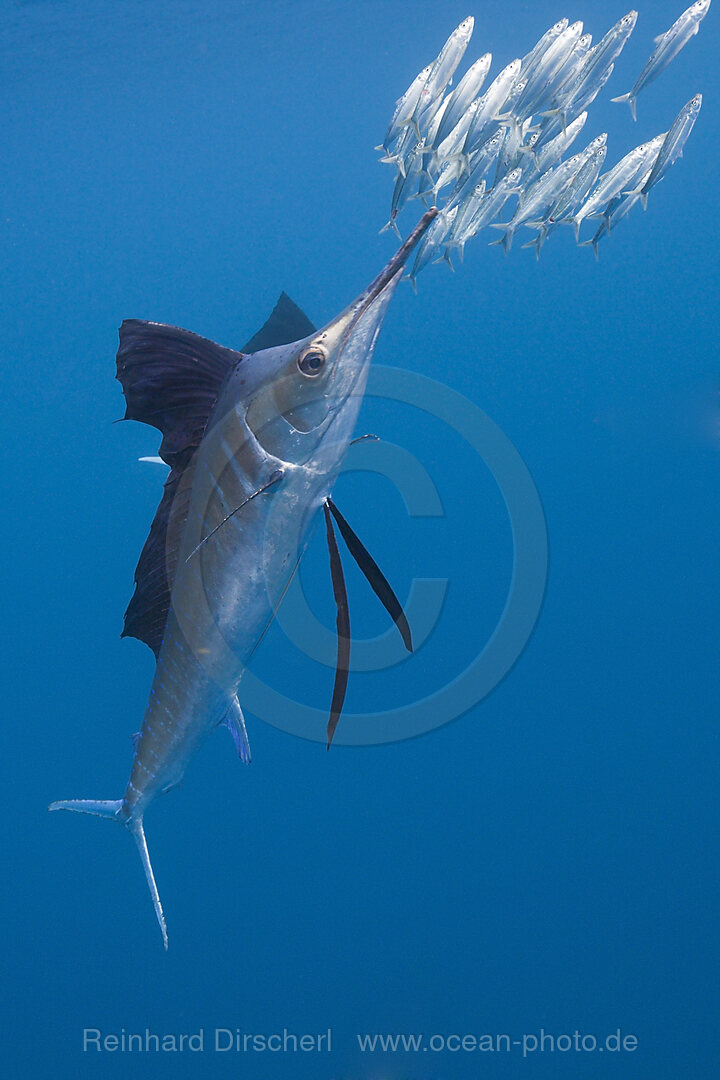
[298,347,327,377]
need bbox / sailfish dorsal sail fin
[117,295,315,658]
[116,319,244,467]
[241,292,316,353]
[117,319,244,656]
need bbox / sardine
[493,115,533,183]
[490,133,606,253]
[443,181,487,247]
[510,21,584,120]
[381,139,427,235]
[637,93,702,207]
[379,123,417,178]
[446,127,505,210]
[612,1,710,121]
[546,11,638,128]
[411,16,475,132]
[524,143,608,256]
[568,133,665,238]
[431,154,467,199]
[430,95,485,174]
[406,206,459,285]
[537,61,615,144]
[519,18,570,85]
[379,64,432,152]
[415,92,451,145]
[532,111,588,174]
[462,59,522,157]
[447,167,523,258]
[431,52,493,151]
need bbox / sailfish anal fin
[222,697,252,764]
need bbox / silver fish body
[493,116,533,183]
[431,53,493,150]
[411,16,475,131]
[523,144,607,256]
[379,123,417,178]
[639,93,702,207]
[533,111,588,174]
[444,180,487,246]
[519,18,570,86]
[447,167,523,256]
[533,133,609,210]
[548,145,608,225]
[525,32,593,124]
[382,139,427,233]
[611,1,710,120]
[431,154,467,199]
[407,206,458,282]
[570,133,665,238]
[550,10,637,126]
[568,60,616,120]
[489,156,578,252]
[415,93,450,145]
[447,127,504,210]
[381,64,432,151]
[538,59,615,146]
[492,133,606,253]
[512,21,587,120]
[511,130,541,179]
[462,59,522,156]
[431,95,484,172]
[424,96,451,148]
[512,21,584,118]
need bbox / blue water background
[3,1,718,1076]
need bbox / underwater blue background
[3,0,718,1076]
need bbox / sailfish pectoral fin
[326,499,413,652]
[185,469,285,562]
[324,501,351,750]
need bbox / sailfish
[50,209,438,947]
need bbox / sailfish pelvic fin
[326,499,413,652]
[323,501,351,750]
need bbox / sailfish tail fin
[49,798,123,818]
[49,799,168,949]
[128,818,168,949]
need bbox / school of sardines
[376,2,709,281]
